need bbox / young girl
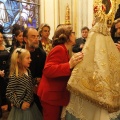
[6,48,43,120]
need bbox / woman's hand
[79,44,84,49]
[69,52,84,69]
[36,78,41,84]
[0,70,5,77]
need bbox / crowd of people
[0,3,120,120]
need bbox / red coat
[37,44,71,106]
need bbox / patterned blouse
[6,70,36,108]
[41,39,52,55]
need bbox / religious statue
[61,0,120,120]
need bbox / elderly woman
[37,25,84,120]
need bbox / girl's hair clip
[16,49,22,54]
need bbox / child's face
[22,52,31,68]
[15,32,23,43]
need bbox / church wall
[39,0,120,39]
[40,0,93,39]
[40,0,59,39]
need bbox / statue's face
[102,0,111,14]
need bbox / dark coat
[29,47,46,78]
[72,37,86,53]
[0,48,10,106]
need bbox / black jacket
[72,38,86,53]
[29,47,46,78]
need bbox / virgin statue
[61,1,120,120]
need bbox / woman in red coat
[37,25,84,120]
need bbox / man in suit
[72,26,89,53]
[23,27,46,114]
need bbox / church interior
[0,0,120,41]
[0,0,120,120]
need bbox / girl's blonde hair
[9,48,30,77]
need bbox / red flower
[94,6,98,13]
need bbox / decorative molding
[58,0,60,24]
[54,0,55,30]
[73,0,77,34]
[44,0,45,23]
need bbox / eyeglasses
[71,32,75,35]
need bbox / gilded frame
[94,0,116,27]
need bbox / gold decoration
[65,4,70,25]
[67,30,120,112]
[94,0,116,27]
[24,24,27,29]
[28,17,32,23]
